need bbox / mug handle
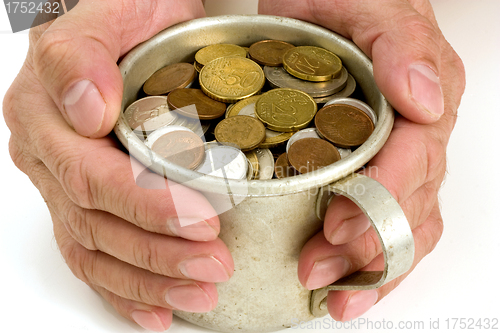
[310,173,415,317]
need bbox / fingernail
[131,310,167,332]
[165,284,214,312]
[329,214,371,245]
[408,64,444,118]
[341,290,378,321]
[305,256,351,290]
[63,79,106,137]
[167,218,218,241]
[179,256,230,282]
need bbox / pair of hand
[3,0,465,331]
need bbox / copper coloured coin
[248,40,295,67]
[315,104,374,148]
[274,153,299,179]
[143,63,196,96]
[167,88,226,120]
[150,130,205,170]
[287,138,340,174]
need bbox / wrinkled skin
[3,0,465,330]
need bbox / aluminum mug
[114,15,415,333]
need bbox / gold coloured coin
[193,60,204,73]
[244,150,259,179]
[258,131,294,149]
[151,130,205,170]
[226,95,294,148]
[315,104,374,148]
[214,115,266,151]
[200,56,265,103]
[195,44,247,68]
[167,88,226,120]
[143,63,196,96]
[283,46,342,82]
[248,40,295,67]
[255,88,317,132]
[287,138,341,174]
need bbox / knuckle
[450,49,466,94]
[424,131,448,183]
[59,237,98,285]
[55,149,95,209]
[397,13,440,48]
[8,135,51,194]
[65,202,99,250]
[3,84,18,130]
[349,229,381,269]
[423,213,444,255]
[32,30,78,84]
[362,229,382,263]
[124,188,167,233]
[411,205,444,261]
[122,270,156,305]
[359,11,441,59]
[132,237,168,276]
[8,137,25,171]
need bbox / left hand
[259,0,465,321]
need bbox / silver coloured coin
[143,125,194,149]
[225,103,235,118]
[246,157,255,181]
[254,148,274,180]
[324,97,377,125]
[195,143,248,180]
[286,128,320,153]
[264,66,348,97]
[124,96,178,134]
[337,147,352,159]
[313,73,357,104]
[332,73,356,98]
[171,115,210,138]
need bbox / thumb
[259,0,444,123]
[32,0,205,138]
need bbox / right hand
[3,1,234,331]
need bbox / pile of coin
[124,40,377,180]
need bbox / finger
[300,180,442,289]
[6,62,220,240]
[92,284,173,332]
[299,196,442,289]
[32,0,205,137]
[323,195,372,245]
[33,159,233,281]
[259,0,444,123]
[323,117,446,245]
[14,118,219,241]
[52,214,218,313]
[326,202,443,321]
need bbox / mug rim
[114,15,394,196]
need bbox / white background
[1,0,499,332]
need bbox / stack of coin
[123,40,377,180]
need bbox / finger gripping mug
[115,15,415,333]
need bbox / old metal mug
[114,15,414,333]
